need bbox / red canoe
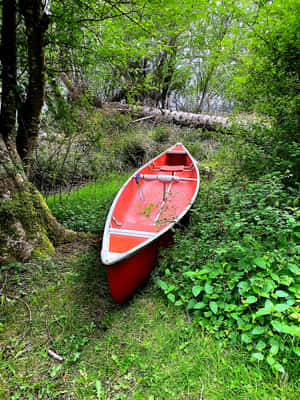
[101,143,199,303]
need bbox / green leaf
[273,362,285,373]
[269,341,279,356]
[192,285,202,297]
[266,356,275,367]
[271,320,300,337]
[275,290,289,298]
[254,258,267,269]
[157,279,168,292]
[209,301,218,314]
[251,352,264,361]
[274,303,289,312]
[287,263,299,274]
[187,299,197,311]
[256,340,266,351]
[241,333,252,344]
[193,302,206,310]
[251,326,265,335]
[238,281,250,290]
[245,295,257,304]
[50,364,62,378]
[292,347,300,357]
[204,282,213,294]
[279,275,294,286]
[255,307,271,317]
[167,293,175,303]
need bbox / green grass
[46,173,131,233]
[0,248,298,400]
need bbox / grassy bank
[1,247,298,399]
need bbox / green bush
[156,172,300,373]
[152,124,172,144]
[117,133,158,169]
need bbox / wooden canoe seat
[159,165,185,172]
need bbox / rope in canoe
[135,173,146,202]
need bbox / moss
[31,230,55,259]
[0,183,57,263]
[0,179,86,264]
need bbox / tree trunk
[0,137,80,264]
[0,0,17,149]
[16,0,50,172]
[109,103,230,132]
[0,0,85,265]
[60,72,82,102]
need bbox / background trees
[230,0,300,136]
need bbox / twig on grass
[48,349,64,362]
[45,316,59,352]
[1,293,32,322]
[1,292,32,341]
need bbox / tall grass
[47,173,131,233]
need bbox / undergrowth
[156,126,300,375]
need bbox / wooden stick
[48,349,63,362]
[131,115,155,123]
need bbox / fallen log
[104,103,230,133]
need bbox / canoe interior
[108,144,198,255]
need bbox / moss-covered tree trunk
[0,137,79,264]
[0,0,81,265]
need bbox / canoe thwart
[137,174,197,182]
[101,142,200,303]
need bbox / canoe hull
[107,239,159,304]
[101,143,199,303]
[107,230,173,304]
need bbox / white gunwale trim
[101,142,200,266]
[109,228,156,238]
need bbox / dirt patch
[53,237,100,262]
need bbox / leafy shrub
[152,124,172,144]
[156,173,300,373]
[117,133,158,169]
